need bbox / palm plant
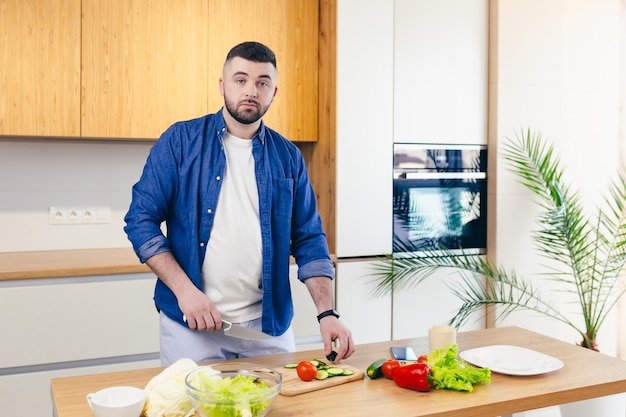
[373,129,626,351]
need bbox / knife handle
[184,315,232,331]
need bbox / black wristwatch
[317,309,340,322]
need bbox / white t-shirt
[201,132,263,322]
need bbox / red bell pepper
[393,363,433,392]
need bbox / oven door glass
[393,144,487,254]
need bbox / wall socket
[48,206,112,225]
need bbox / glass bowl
[185,363,282,417]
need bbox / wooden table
[51,326,626,417]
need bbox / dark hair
[225,41,277,70]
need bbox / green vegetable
[366,358,386,379]
[284,360,352,379]
[326,367,346,376]
[310,359,327,368]
[315,369,330,380]
[143,358,199,417]
[427,344,491,392]
[189,371,272,417]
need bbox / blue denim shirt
[124,109,334,336]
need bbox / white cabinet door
[335,0,394,257]
[393,0,488,145]
[0,359,160,417]
[392,269,484,340]
[289,264,329,350]
[0,274,159,368]
[335,260,392,344]
[0,273,160,417]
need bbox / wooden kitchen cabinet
[3,0,319,141]
[208,0,319,141]
[81,0,209,139]
[0,0,81,137]
[81,0,318,141]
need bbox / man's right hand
[145,252,223,332]
[179,286,223,332]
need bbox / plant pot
[559,393,625,417]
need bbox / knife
[183,315,273,340]
[222,320,274,340]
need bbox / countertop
[0,248,334,281]
[51,326,626,417]
[0,247,149,281]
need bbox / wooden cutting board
[279,364,365,396]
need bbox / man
[124,41,354,365]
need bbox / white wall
[620,0,626,361]
[0,141,151,252]
[490,0,624,356]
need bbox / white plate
[459,345,564,376]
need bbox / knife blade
[183,315,273,340]
[222,320,274,340]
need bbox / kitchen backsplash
[0,140,152,252]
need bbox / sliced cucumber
[326,367,345,376]
[315,369,329,380]
[284,359,354,379]
[311,359,327,368]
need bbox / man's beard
[224,96,270,125]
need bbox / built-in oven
[393,143,487,254]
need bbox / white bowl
[86,386,146,417]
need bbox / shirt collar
[216,107,266,146]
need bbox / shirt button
[207,208,213,214]
[216,176,221,181]
[199,242,205,247]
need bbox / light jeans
[159,311,296,366]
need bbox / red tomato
[296,361,318,381]
[417,355,429,364]
[393,363,433,392]
[381,360,402,379]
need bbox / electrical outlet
[48,206,111,225]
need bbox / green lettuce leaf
[192,374,272,417]
[427,343,491,392]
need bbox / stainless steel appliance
[393,144,487,254]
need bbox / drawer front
[1,358,161,417]
[0,274,158,368]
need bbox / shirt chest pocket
[272,178,294,217]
